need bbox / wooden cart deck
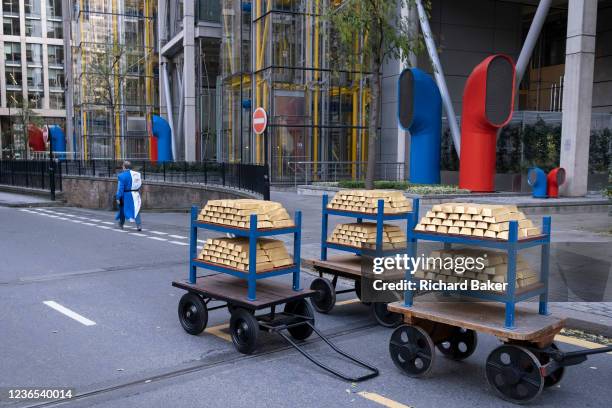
[173,274,314,310]
[303,255,363,279]
[388,301,566,344]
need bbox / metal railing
[0,160,270,200]
[0,160,61,199]
[287,161,408,187]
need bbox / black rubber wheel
[371,302,402,328]
[284,299,315,340]
[227,304,254,315]
[354,280,371,305]
[485,344,544,404]
[230,308,259,354]
[436,327,478,361]
[389,325,435,377]
[309,277,336,313]
[537,343,565,388]
[178,293,208,335]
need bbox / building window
[2,0,20,15]
[47,45,64,66]
[4,42,21,65]
[46,0,62,18]
[26,43,43,65]
[3,16,19,35]
[47,20,63,38]
[48,68,64,90]
[24,0,41,16]
[25,18,43,37]
[28,92,43,109]
[6,91,22,107]
[49,92,65,109]
[27,67,43,90]
[5,66,22,88]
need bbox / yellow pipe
[144,0,153,159]
[313,0,320,173]
[80,0,87,160]
[223,13,234,73]
[112,0,121,159]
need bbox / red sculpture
[547,167,566,198]
[28,124,45,152]
[458,55,516,192]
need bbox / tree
[85,43,128,159]
[327,0,426,188]
[7,73,43,159]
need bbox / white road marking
[56,217,68,220]
[150,231,167,235]
[71,220,83,223]
[131,232,147,237]
[197,239,207,244]
[96,225,112,230]
[111,229,127,233]
[147,236,167,242]
[82,222,95,226]
[43,301,96,326]
[169,240,189,246]
[89,218,102,222]
[101,221,114,225]
[169,234,187,239]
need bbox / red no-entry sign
[252,107,267,135]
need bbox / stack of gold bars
[328,222,407,249]
[414,202,540,240]
[327,190,412,214]
[198,199,294,229]
[413,249,539,288]
[198,237,293,272]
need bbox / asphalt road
[0,203,611,408]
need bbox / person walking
[116,161,143,231]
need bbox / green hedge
[336,180,469,195]
[441,119,611,173]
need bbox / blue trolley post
[307,194,417,326]
[402,198,552,329]
[188,205,302,301]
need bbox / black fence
[0,160,270,200]
[0,160,61,199]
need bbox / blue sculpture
[527,167,547,198]
[48,125,66,160]
[152,114,173,163]
[398,68,442,184]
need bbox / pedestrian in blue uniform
[116,161,143,231]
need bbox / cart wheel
[284,299,315,340]
[178,293,208,335]
[485,344,544,403]
[230,308,259,354]
[354,280,371,305]
[389,325,435,377]
[436,327,478,361]
[309,277,336,313]
[227,304,254,315]
[371,302,402,327]
[537,342,565,388]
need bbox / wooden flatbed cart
[173,274,379,382]
[387,301,612,403]
[305,255,403,327]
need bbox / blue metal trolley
[188,205,302,301]
[307,194,417,327]
[173,205,379,382]
[403,198,551,329]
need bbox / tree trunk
[365,67,380,190]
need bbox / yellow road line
[357,392,413,408]
[206,323,231,342]
[555,334,612,354]
[336,298,361,306]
